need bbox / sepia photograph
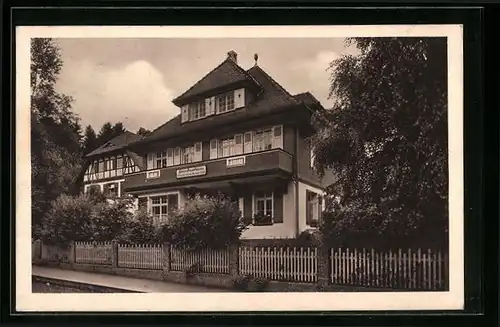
[16,25,464,312]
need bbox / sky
[54,38,357,133]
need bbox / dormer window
[216,91,235,114]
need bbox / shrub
[41,193,95,247]
[119,207,161,244]
[161,193,249,251]
[90,197,133,242]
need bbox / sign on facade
[146,170,160,179]
[226,156,246,168]
[176,165,207,179]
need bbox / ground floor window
[306,191,322,227]
[253,191,273,225]
[150,193,179,225]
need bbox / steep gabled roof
[172,57,259,106]
[140,64,301,144]
[85,131,142,158]
[293,92,320,107]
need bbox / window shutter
[318,196,323,222]
[181,105,189,123]
[243,195,253,225]
[273,191,283,223]
[167,148,173,166]
[147,153,154,170]
[234,134,243,155]
[194,142,203,162]
[243,132,252,154]
[206,97,215,116]
[210,139,218,159]
[273,125,283,149]
[306,191,312,225]
[173,147,181,165]
[234,88,245,109]
[238,197,244,217]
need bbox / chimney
[227,50,238,64]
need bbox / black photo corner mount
[2,3,493,327]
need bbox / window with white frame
[216,92,235,113]
[219,137,235,158]
[253,191,273,225]
[253,129,273,152]
[150,193,179,225]
[182,145,195,164]
[306,191,321,227]
[190,100,206,120]
[156,151,168,169]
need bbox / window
[103,182,118,198]
[156,151,167,169]
[219,137,235,158]
[216,92,235,113]
[253,129,273,152]
[98,160,104,172]
[87,184,102,195]
[150,193,179,225]
[116,156,123,169]
[190,100,206,120]
[253,191,273,225]
[182,145,195,164]
[306,191,320,227]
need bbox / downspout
[294,127,300,238]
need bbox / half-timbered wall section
[84,153,140,183]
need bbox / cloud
[56,59,178,132]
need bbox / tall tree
[313,37,448,249]
[31,38,83,237]
[112,122,126,135]
[96,122,115,146]
[82,125,98,155]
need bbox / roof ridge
[248,65,299,104]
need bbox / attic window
[216,92,235,114]
[190,100,206,120]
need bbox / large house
[116,50,334,239]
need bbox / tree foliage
[137,127,151,137]
[160,193,249,251]
[31,38,83,236]
[313,37,448,248]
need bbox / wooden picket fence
[170,246,231,274]
[239,246,318,283]
[118,244,164,270]
[74,241,113,265]
[41,243,71,263]
[330,248,448,290]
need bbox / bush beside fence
[32,240,448,291]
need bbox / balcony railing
[123,149,293,191]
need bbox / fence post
[316,243,330,290]
[111,241,118,269]
[162,242,171,279]
[229,244,239,277]
[68,241,75,267]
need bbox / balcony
[123,149,293,192]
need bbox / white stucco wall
[297,182,326,233]
[240,180,297,240]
